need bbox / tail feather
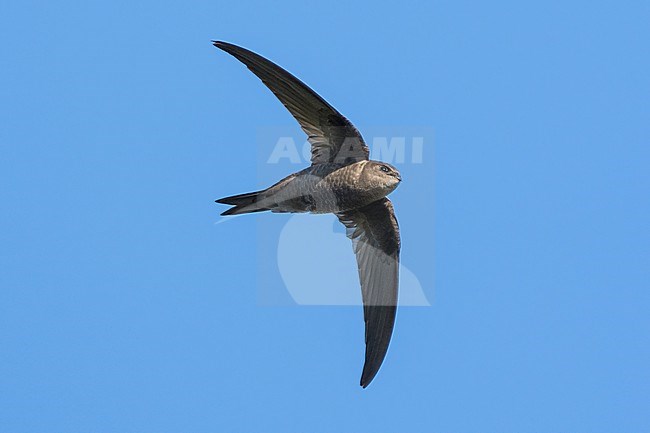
[216,190,271,216]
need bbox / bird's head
[361,161,402,195]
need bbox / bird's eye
[380,165,390,173]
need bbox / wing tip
[212,40,251,60]
[359,364,379,389]
[212,40,238,52]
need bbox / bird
[213,41,401,388]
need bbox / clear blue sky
[1,0,649,432]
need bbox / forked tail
[216,190,271,216]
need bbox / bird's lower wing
[337,198,401,387]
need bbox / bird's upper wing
[337,198,400,388]
[213,41,369,165]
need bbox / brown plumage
[214,41,402,388]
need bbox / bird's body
[213,41,403,388]
[219,160,401,215]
